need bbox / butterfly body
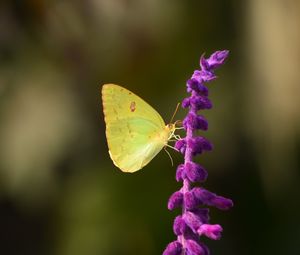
[102,84,175,173]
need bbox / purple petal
[200,54,210,71]
[168,191,183,210]
[191,208,210,223]
[183,211,203,233]
[163,241,183,255]
[211,196,234,210]
[193,188,233,210]
[193,187,216,203]
[186,239,206,255]
[198,224,223,240]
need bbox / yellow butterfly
[102,84,178,173]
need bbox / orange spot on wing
[130,101,136,112]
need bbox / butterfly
[102,84,179,173]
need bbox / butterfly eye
[167,123,174,129]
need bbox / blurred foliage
[0,0,300,255]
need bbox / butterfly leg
[174,134,182,140]
[165,143,179,152]
[164,146,174,166]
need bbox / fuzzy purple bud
[176,164,185,182]
[185,162,208,182]
[173,215,188,235]
[183,112,208,131]
[194,137,213,151]
[211,196,234,210]
[190,96,212,111]
[163,241,183,255]
[182,97,191,108]
[187,78,200,93]
[192,188,233,210]
[192,208,210,223]
[192,187,216,203]
[198,224,223,240]
[207,50,229,69]
[197,84,209,96]
[168,191,183,210]
[175,139,186,154]
[187,137,213,156]
[184,191,199,210]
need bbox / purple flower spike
[164,51,232,255]
[163,241,183,255]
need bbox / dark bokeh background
[1,1,300,255]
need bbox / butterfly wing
[102,84,168,173]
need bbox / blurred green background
[1,0,300,254]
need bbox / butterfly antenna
[164,146,174,166]
[169,102,181,124]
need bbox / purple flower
[197,224,223,240]
[163,51,233,255]
[192,187,233,210]
[175,139,186,154]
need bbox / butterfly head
[166,120,182,140]
[166,123,175,133]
